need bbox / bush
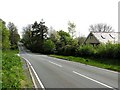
[96,43,120,59]
[2,50,24,88]
[76,45,95,57]
[113,44,120,59]
[63,45,77,56]
[43,40,55,54]
[10,44,18,50]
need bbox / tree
[32,20,48,40]
[58,30,71,46]
[7,22,20,49]
[89,23,114,32]
[49,29,60,44]
[43,39,55,54]
[31,19,48,52]
[22,24,32,49]
[68,21,76,38]
[0,19,10,50]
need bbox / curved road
[18,44,119,89]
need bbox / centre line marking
[73,71,116,90]
[49,61,62,67]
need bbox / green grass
[2,50,33,89]
[49,55,120,72]
[0,49,2,90]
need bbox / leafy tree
[0,19,10,50]
[49,29,60,48]
[7,22,20,49]
[58,30,71,46]
[32,20,48,41]
[43,39,55,54]
[50,32,60,43]
[89,23,114,32]
[68,21,76,38]
[22,20,48,52]
[54,30,78,55]
[31,20,48,52]
[22,24,32,49]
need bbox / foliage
[57,30,71,46]
[49,29,60,45]
[21,21,119,66]
[8,22,20,49]
[50,55,120,72]
[43,39,55,54]
[22,20,48,53]
[22,24,33,49]
[62,45,77,56]
[89,23,114,32]
[0,19,10,50]
[76,45,95,57]
[68,21,76,38]
[96,43,120,60]
[2,50,24,88]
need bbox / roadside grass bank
[49,55,120,72]
[2,50,33,89]
[0,50,2,90]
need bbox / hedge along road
[18,43,119,89]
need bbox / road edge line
[21,56,45,90]
[26,60,37,88]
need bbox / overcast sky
[0,0,119,37]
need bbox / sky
[0,0,119,38]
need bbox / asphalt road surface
[18,43,119,90]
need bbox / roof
[92,32,119,44]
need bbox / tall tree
[32,20,48,41]
[0,19,10,50]
[68,21,76,38]
[22,24,32,48]
[7,22,20,49]
[89,23,114,32]
[31,19,48,52]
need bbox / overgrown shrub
[43,39,55,54]
[76,45,95,57]
[2,50,24,88]
[96,43,120,59]
[63,45,77,56]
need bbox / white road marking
[73,71,116,90]
[49,61,62,67]
[22,57,45,90]
[26,60,37,88]
[50,56,118,74]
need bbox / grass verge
[49,55,120,72]
[2,50,33,88]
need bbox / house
[84,32,120,46]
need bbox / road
[18,44,119,89]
